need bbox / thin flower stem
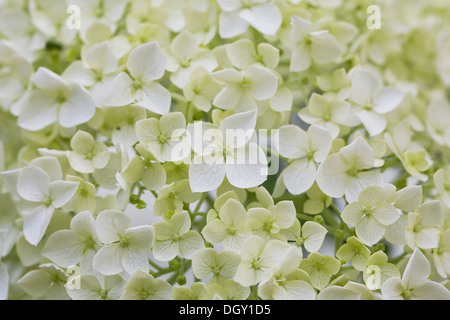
[194,192,207,213]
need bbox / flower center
[251,258,262,270]
[401,289,412,300]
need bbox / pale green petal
[317,286,360,300]
[70,131,95,154]
[356,216,385,246]
[42,230,84,268]
[95,210,130,244]
[178,230,205,259]
[202,220,227,244]
[153,239,179,261]
[121,247,150,274]
[341,202,364,226]
[126,225,155,251]
[302,221,327,253]
[92,243,124,275]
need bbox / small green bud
[373,243,385,252]
[314,215,325,225]
[130,194,140,204]
[334,229,345,239]
[136,200,147,209]
[169,259,180,270]
[176,275,187,285]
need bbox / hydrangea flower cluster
[0,0,450,300]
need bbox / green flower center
[413,224,422,233]
[251,258,262,270]
[401,289,412,300]
[158,134,169,144]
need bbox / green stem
[149,259,163,272]
[250,285,259,300]
[194,192,207,213]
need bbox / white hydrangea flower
[405,201,443,250]
[15,166,79,246]
[104,42,171,115]
[188,109,268,192]
[152,211,204,261]
[298,93,350,139]
[246,200,296,241]
[166,30,217,89]
[341,184,400,246]
[92,210,155,275]
[202,198,252,253]
[211,66,279,111]
[42,211,100,271]
[67,274,126,300]
[135,112,190,162]
[277,125,333,195]
[382,249,450,300]
[62,41,120,107]
[289,16,343,72]
[17,67,95,131]
[316,136,383,202]
[233,236,296,287]
[347,68,405,137]
[67,131,110,174]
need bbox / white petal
[85,41,118,74]
[395,186,422,212]
[153,239,179,261]
[350,68,381,106]
[92,244,124,275]
[277,125,308,159]
[316,154,348,198]
[59,83,95,128]
[170,31,198,62]
[179,231,205,259]
[127,42,166,82]
[356,216,385,246]
[357,110,387,137]
[345,171,383,203]
[381,277,404,300]
[103,72,134,107]
[189,155,226,192]
[225,144,268,189]
[283,159,316,195]
[226,39,256,69]
[23,206,54,246]
[273,280,316,300]
[31,67,66,93]
[96,210,131,244]
[402,249,430,289]
[17,166,49,202]
[412,281,450,300]
[220,109,257,149]
[373,87,405,114]
[48,181,79,208]
[290,43,311,72]
[219,11,249,39]
[318,286,360,300]
[239,3,282,36]
[310,31,343,64]
[42,230,84,267]
[308,125,333,162]
[122,247,150,275]
[302,221,327,253]
[137,82,171,115]
[18,91,58,131]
